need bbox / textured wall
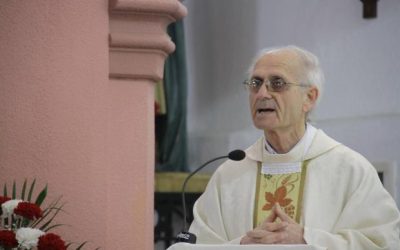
[0,1,109,247]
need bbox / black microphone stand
[181,155,228,232]
[176,149,245,244]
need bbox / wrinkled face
[249,51,310,134]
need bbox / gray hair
[247,45,325,104]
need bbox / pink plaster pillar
[0,0,186,249]
[108,0,187,249]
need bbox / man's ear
[303,86,319,113]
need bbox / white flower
[1,199,22,218]
[16,227,45,249]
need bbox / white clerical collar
[262,123,317,175]
[264,123,309,154]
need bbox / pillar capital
[109,0,187,81]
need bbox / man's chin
[253,122,277,131]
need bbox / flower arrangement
[0,179,97,250]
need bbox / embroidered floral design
[260,173,302,220]
[265,174,273,180]
[281,175,292,186]
[262,186,292,211]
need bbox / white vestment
[189,129,400,250]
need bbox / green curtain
[155,20,188,172]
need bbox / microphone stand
[181,155,228,232]
[176,149,245,244]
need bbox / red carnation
[14,201,43,220]
[0,196,11,216]
[38,233,67,250]
[0,196,11,205]
[0,230,18,248]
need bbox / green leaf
[21,179,28,200]
[76,241,88,250]
[31,197,63,228]
[27,179,37,202]
[12,180,16,199]
[3,183,7,196]
[38,203,66,231]
[32,200,65,231]
[35,184,47,206]
[65,241,94,250]
[21,217,31,227]
[43,223,65,232]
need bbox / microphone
[176,149,246,244]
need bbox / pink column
[108,0,187,249]
[0,0,186,249]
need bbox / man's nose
[254,82,272,99]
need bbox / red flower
[262,186,292,210]
[0,196,11,205]
[14,201,43,220]
[0,196,11,216]
[38,233,67,250]
[0,230,18,248]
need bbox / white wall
[183,0,400,206]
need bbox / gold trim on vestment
[253,160,310,227]
[295,160,309,224]
[253,162,262,228]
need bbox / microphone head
[228,149,246,161]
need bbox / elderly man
[189,46,400,249]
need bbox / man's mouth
[257,108,275,114]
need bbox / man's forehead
[253,51,304,77]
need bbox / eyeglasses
[243,77,309,93]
